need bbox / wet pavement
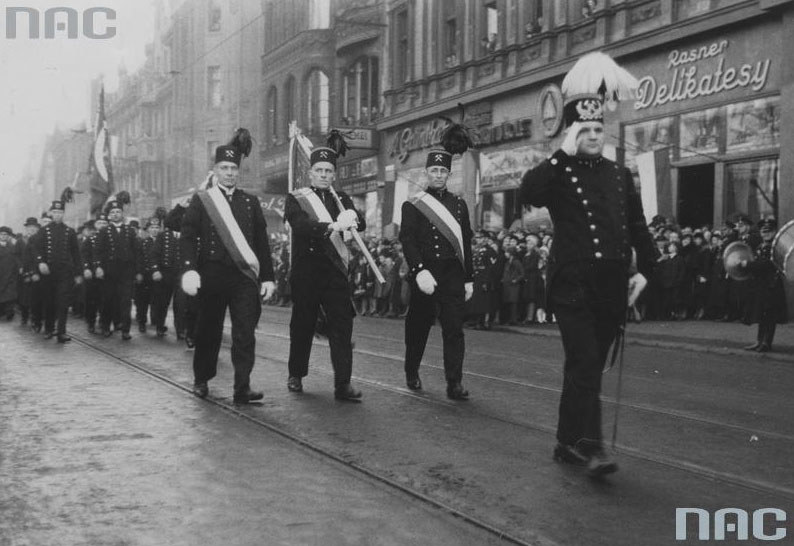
[2,306,793,546]
[0,322,506,546]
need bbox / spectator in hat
[0,226,19,320]
[16,217,40,326]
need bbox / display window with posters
[725,158,779,221]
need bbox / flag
[88,85,114,216]
[636,147,672,223]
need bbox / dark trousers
[30,279,43,328]
[41,268,74,335]
[193,263,261,394]
[551,262,625,454]
[134,280,152,325]
[404,259,465,384]
[288,267,354,386]
[18,280,31,323]
[756,316,777,347]
[151,271,179,330]
[84,278,103,327]
[100,264,134,333]
[176,289,197,339]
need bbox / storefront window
[726,96,780,153]
[679,107,721,158]
[623,117,675,171]
[482,192,505,231]
[725,159,779,221]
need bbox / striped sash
[198,186,260,285]
[292,187,349,275]
[409,191,465,268]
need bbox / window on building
[524,0,543,39]
[394,8,409,84]
[208,0,221,31]
[726,159,779,221]
[207,65,222,108]
[309,0,330,29]
[342,57,380,126]
[284,76,295,135]
[443,0,458,68]
[266,86,278,145]
[482,2,499,54]
[307,69,330,134]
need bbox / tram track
[71,326,794,502]
[69,331,555,546]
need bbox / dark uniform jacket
[743,241,788,325]
[180,187,275,282]
[284,187,364,282]
[399,187,474,281]
[138,237,155,276]
[95,223,139,270]
[34,222,81,272]
[80,235,98,273]
[151,229,181,274]
[519,150,655,288]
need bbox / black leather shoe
[233,389,264,404]
[553,443,590,466]
[446,383,469,400]
[138,323,147,333]
[406,377,422,391]
[31,324,42,334]
[156,327,167,338]
[756,343,771,353]
[743,342,761,351]
[56,335,71,343]
[193,382,208,398]
[287,376,303,393]
[43,331,54,340]
[87,324,95,334]
[121,332,132,341]
[334,383,362,401]
[185,337,195,349]
[101,328,112,338]
[587,450,619,477]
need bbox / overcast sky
[0,0,155,189]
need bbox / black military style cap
[310,147,337,168]
[425,149,452,170]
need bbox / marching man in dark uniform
[284,141,366,401]
[16,217,40,326]
[150,208,182,338]
[741,218,788,352]
[134,217,160,333]
[33,200,83,342]
[180,129,276,403]
[520,52,655,476]
[80,217,105,334]
[399,149,474,400]
[95,195,138,340]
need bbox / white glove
[560,121,583,156]
[260,281,276,301]
[416,269,437,295]
[31,273,40,282]
[336,209,358,230]
[627,272,648,307]
[135,273,144,284]
[95,267,104,279]
[152,271,163,282]
[182,270,201,296]
[464,282,474,301]
[536,308,547,324]
[38,263,50,276]
[328,222,347,233]
[74,276,83,285]
[83,269,93,280]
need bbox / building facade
[377,0,794,232]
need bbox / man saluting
[519,53,655,477]
[180,129,276,403]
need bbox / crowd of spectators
[265,212,775,328]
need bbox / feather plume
[561,52,639,106]
[115,190,131,205]
[440,103,477,155]
[228,128,253,158]
[60,186,74,203]
[326,129,350,157]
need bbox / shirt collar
[427,186,447,199]
[219,184,236,197]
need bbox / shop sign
[340,178,381,195]
[538,84,564,138]
[478,118,533,146]
[339,156,378,181]
[635,39,771,110]
[387,119,450,163]
[259,194,285,218]
[480,145,549,191]
[262,152,288,170]
[332,127,378,150]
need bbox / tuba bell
[723,241,754,281]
